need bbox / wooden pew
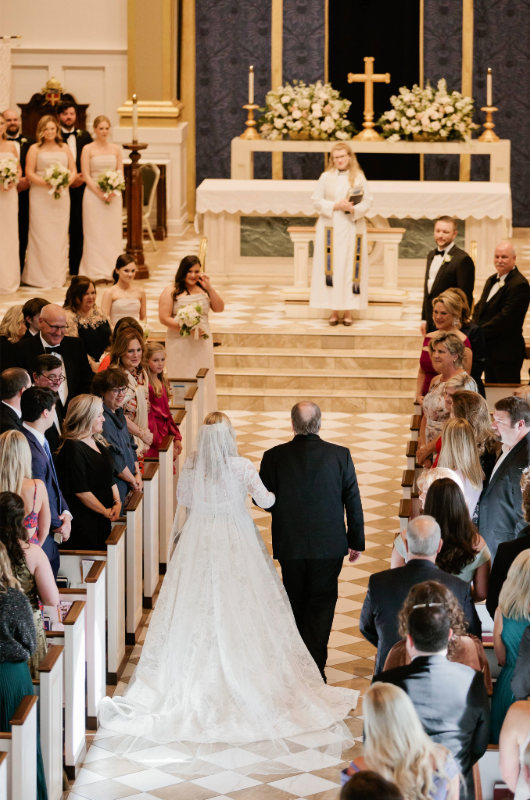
[0,752,6,800]
[410,414,422,442]
[477,744,502,800]
[484,383,520,411]
[145,435,175,575]
[142,461,160,608]
[196,367,208,422]
[0,695,39,800]
[33,646,64,800]
[122,491,144,645]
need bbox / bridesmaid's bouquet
[97,170,125,203]
[0,157,19,189]
[176,303,209,340]
[43,163,71,199]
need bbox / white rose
[335,130,349,140]
[431,120,441,131]
[331,112,339,120]
[386,109,396,121]
[387,134,401,143]
[444,105,454,114]
[274,118,285,129]
[406,108,415,117]
[281,94,290,104]
[311,103,322,115]
[392,121,400,130]
[291,109,302,119]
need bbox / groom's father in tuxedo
[421,216,475,334]
[3,108,35,271]
[258,401,364,680]
[57,103,92,276]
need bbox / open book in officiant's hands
[344,188,363,214]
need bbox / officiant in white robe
[309,144,373,321]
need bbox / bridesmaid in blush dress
[79,116,124,283]
[0,112,22,294]
[101,254,147,329]
[23,115,76,289]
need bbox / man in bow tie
[420,216,475,335]
[473,242,530,384]
[2,108,35,271]
[56,103,93,276]
[15,303,93,407]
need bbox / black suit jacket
[422,245,475,332]
[478,433,530,560]
[22,426,69,529]
[472,267,530,363]
[44,398,64,459]
[8,134,35,176]
[62,129,92,173]
[15,335,93,406]
[0,336,18,371]
[360,559,481,673]
[374,656,490,796]
[258,434,364,559]
[0,403,24,434]
[486,525,530,617]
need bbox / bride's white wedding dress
[99,421,357,771]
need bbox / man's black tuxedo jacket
[8,135,35,175]
[63,129,92,173]
[258,434,364,560]
[374,655,490,796]
[472,266,530,364]
[15,335,93,406]
[478,432,530,560]
[486,524,530,617]
[422,245,475,332]
[360,559,481,674]
[0,403,24,434]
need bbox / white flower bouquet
[176,303,209,340]
[258,80,356,141]
[378,79,478,142]
[43,162,71,199]
[0,157,19,189]
[97,169,126,203]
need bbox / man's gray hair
[407,515,441,556]
[291,401,321,435]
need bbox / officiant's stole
[324,172,362,293]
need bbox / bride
[99,411,357,769]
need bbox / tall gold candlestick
[240,103,260,140]
[478,105,500,142]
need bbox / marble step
[217,387,412,414]
[215,330,422,351]
[216,367,416,392]
[215,347,419,372]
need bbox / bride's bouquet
[176,303,209,340]
[97,169,125,203]
[0,157,19,190]
[43,163,71,199]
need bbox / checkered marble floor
[65,409,409,800]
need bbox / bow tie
[435,249,446,257]
[44,345,61,353]
[62,130,76,139]
[7,135,22,142]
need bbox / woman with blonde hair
[309,142,373,325]
[0,430,50,546]
[56,394,120,550]
[0,305,26,369]
[0,111,22,293]
[23,114,76,289]
[109,327,153,455]
[492,550,530,742]
[80,114,124,283]
[144,341,182,461]
[438,418,483,517]
[346,682,459,800]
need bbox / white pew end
[123,491,144,645]
[477,745,501,800]
[62,600,87,779]
[142,461,160,608]
[196,367,208,422]
[34,646,64,800]
[0,695,38,800]
[184,384,199,455]
[146,434,175,574]
[0,752,7,800]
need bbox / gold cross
[347,57,390,141]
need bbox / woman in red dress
[145,342,182,464]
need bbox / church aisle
[64,408,407,800]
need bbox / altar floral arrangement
[0,157,19,190]
[176,303,209,339]
[258,80,356,141]
[43,162,71,199]
[378,79,478,142]
[97,169,126,203]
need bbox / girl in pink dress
[145,342,182,464]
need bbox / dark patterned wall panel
[195,0,271,185]
[473,0,530,226]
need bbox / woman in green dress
[492,549,530,743]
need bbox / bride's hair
[204,411,231,426]
[326,143,363,186]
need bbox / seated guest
[374,594,490,798]
[91,368,142,506]
[56,394,121,551]
[0,541,48,800]
[145,342,183,460]
[98,316,144,373]
[437,418,483,517]
[0,491,59,678]
[109,328,153,455]
[341,771,403,799]
[346,683,460,800]
[473,242,530,384]
[492,550,530,742]
[0,367,31,432]
[0,305,26,371]
[384,580,493,693]
[511,626,530,702]
[392,479,491,601]
[450,390,498,481]
[64,276,111,371]
[0,430,51,547]
[499,701,530,799]
[487,466,530,618]
[21,297,49,340]
[478,396,530,560]
[21,386,72,578]
[417,289,473,404]
[454,287,487,398]
[360,515,480,673]
[32,354,65,457]
[15,303,94,408]
[419,369,477,469]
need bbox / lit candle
[132,94,138,143]
[248,66,254,105]
[486,68,492,107]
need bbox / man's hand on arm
[348,549,361,563]
[54,513,71,542]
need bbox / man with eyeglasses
[15,303,93,406]
[32,354,65,457]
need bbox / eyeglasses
[42,374,65,384]
[41,321,67,332]
[110,387,127,395]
